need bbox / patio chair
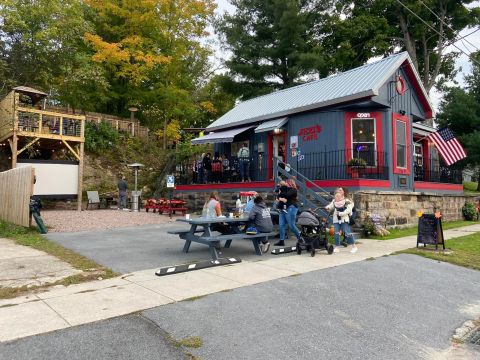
[86,191,101,210]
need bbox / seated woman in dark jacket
[248,196,273,253]
[275,180,304,247]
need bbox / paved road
[45,223,295,273]
[2,255,479,360]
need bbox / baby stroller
[296,210,334,257]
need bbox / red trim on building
[414,182,463,191]
[344,112,384,173]
[312,179,391,188]
[176,181,276,191]
[176,179,391,191]
[403,61,433,119]
[267,131,288,180]
[392,113,411,175]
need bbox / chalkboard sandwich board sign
[417,213,445,250]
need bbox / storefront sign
[298,125,321,141]
[290,136,298,149]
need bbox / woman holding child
[325,187,358,253]
[274,179,305,247]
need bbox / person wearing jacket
[275,180,305,247]
[325,188,357,253]
[248,196,273,253]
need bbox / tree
[0,0,91,91]
[330,0,480,94]
[85,0,216,134]
[437,52,480,189]
[216,0,330,100]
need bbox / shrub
[462,202,477,221]
[85,121,119,154]
[348,158,367,167]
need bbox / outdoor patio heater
[127,162,144,212]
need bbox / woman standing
[274,180,305,247]
[325,188,357,253]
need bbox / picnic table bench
[168,217,277,260]
[145,199,188,215]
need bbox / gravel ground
[41,210,181,233]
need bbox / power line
[395,0,480,67]
[443,28,480,51]
[418,0,480,52]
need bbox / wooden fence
[0,166,34,227]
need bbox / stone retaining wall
[174,189,475,228]
[353,191,476,228]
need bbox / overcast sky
[213,0,480,111]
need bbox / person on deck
[237,143,250,182]
[202,152,212,184]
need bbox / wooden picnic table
[169,216,277,260]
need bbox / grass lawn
[369,220,477,240]
[0,220,117,299]
[399,232,480,271]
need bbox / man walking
[237,142,250,182]
[117,175,128,210]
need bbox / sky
[213,0,480,112]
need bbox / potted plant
[347,158,367,178]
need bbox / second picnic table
[168,216,277,260]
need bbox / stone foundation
[353,191,476,228]
[174,189,475,228]
[173,190,276,214]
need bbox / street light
[127,162,144,212]
[128,107,138,136]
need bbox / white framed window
[396,120,407,168]
[414,143,423,166]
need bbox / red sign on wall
[298,125,322,141]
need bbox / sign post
[166,175,175,220]
[416,213,445,250]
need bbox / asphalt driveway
[2,255,479,360]
[45,222,294,273]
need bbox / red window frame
[344,112,383,170]
[392,113,411,175]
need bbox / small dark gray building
[177,52,462,194]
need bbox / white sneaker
[261,242,271,253]
[350,246,358,254]
[333,247,340,253]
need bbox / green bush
[85,121,120,154]
[363,219,375,237]
[462,202,477,221]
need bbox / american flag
[427,127,467,166]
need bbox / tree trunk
[477,169,480,191]
[163,118,167,150]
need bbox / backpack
[239,147,250,159]
[246,226,258,235]
[349,206,357,226]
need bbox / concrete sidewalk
[1,223,479,343]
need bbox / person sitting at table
[204,192,222,217]
[244,192,258,213]
[204,192,230,235]
[248,195,273,253]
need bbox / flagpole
[413,135,430,143]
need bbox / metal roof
[191,125,254,144]
[207,52,433,131]
[254,117,288,133]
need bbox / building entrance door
[272,134,285,178]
